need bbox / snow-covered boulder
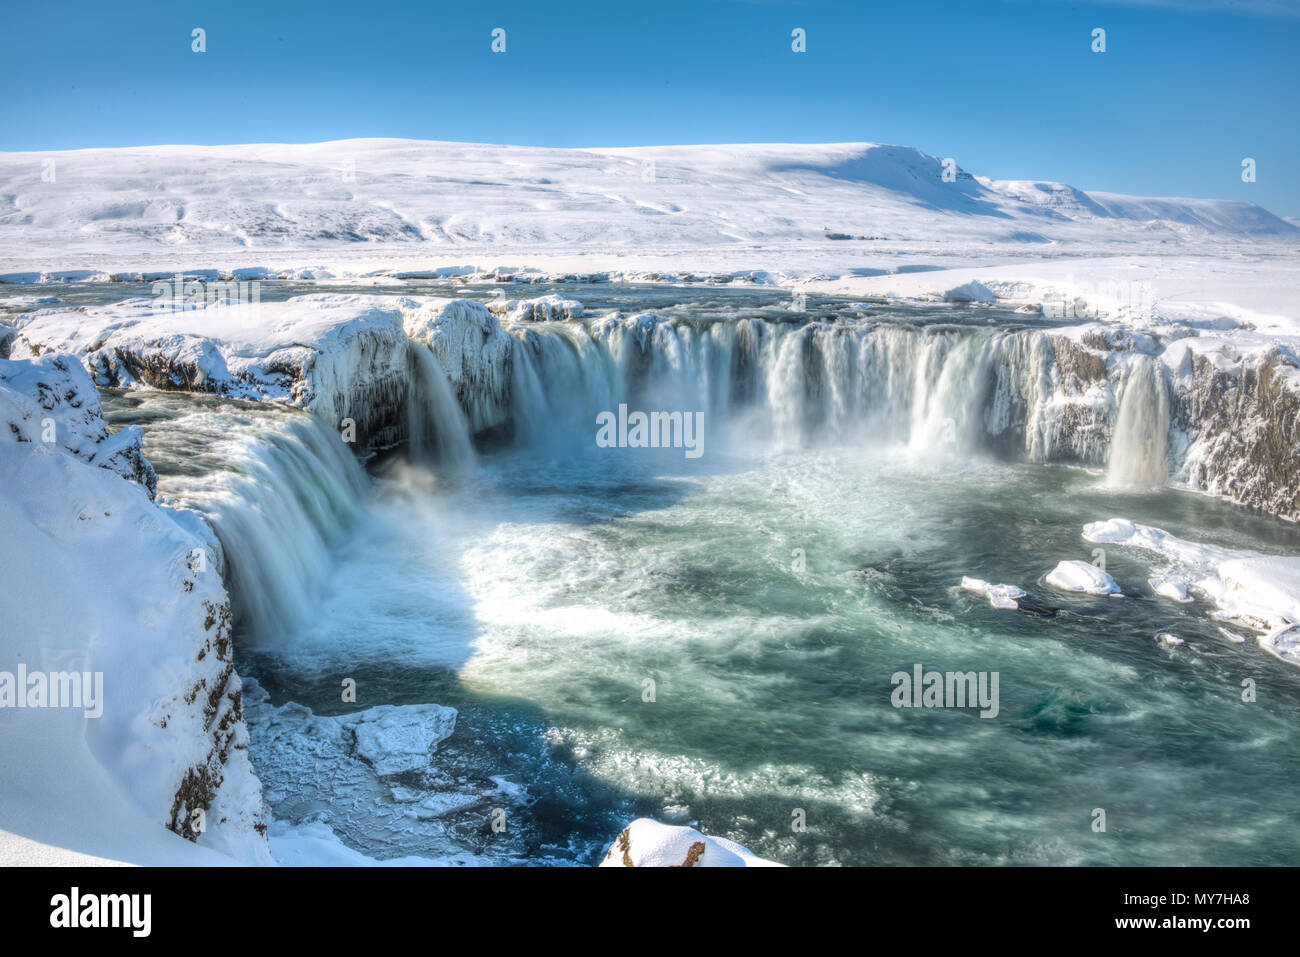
[487,294,584,323]
[599,819,782,867]
[942,280,997,303]
[0,353,157,497]
[1045,560,1122,595]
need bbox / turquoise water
[245,446,1300,866]
[91,284,1300,867]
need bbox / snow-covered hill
[0,139,1294,278]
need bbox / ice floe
[960,577,1026,610]
[1046,560,1123,596]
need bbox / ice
[266,819,485,867]
[960,576,1026,610]
[343,704,458,776]
[0,354,157,496]
[487,294,584,323]
[1152,579,1194,603]
[1046,560,1123,596]
[1083,517,1300,664]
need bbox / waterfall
[503,314,1059,458]
[407,342,476,471]
[142,406,371,642]
[1107,356,1171,487]
[125,342,476,647]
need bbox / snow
[401,297,514,433]
[267,819,483,867]
[1082,517,1300,665]
[486,293,584,323]
[0,139,1294,288]
[8,293,411,414]
[599,818,783,868]
[0,353,156,496]
[943,281,998,304]
[3,136,1300,866]
[7,292,500,447]
[807,255,1300,340]
[1045,560,1123,596]
[7,290,529,449]
[1152,579,1194,603]
[0,362,271,865]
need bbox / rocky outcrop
[10,293,516,452]
[1044,328,1300,521]
[1177,349,1300,521]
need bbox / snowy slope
[0,358,272,865]
[0,139,1294,279]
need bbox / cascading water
[101,393,372,640]
[1107,356,1171,487]
[407,342,477,471]
[505,313,1060,459]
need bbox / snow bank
[0,358,271,865]
[0,353,157,496]
[943,281,997,303]
[600,818,782,867]
[1045,560,1123,595]
[267,819,483,866]
[9,294,415,449]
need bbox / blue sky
[2,0,1297,215]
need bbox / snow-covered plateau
[2,138,1299,867]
